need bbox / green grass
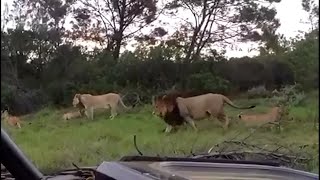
[2,92,319,174]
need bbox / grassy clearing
[2,92,319,174]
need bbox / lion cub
[237,106,284,127]
[1,110,22,128]
[63,111,83,121]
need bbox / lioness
[237,106,285,127]
[72,93,130,120]
[154,93,256,133]
[63,111,83,121]
[1,110,22,129]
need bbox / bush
[1,84,47,115]
[186,72,230,93]
[247,85,270,99]
[271,84,306,107]
[1,83,14,110]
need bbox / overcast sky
[1,0,317,58]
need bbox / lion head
[152,95,175,118]
[1,110,9,119]
[72,94,81,107]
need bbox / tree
[165,0,282,62]
[301,0,319,31]
[7,0,75,82]
[258,33,292,56]
[285,30,319,89]
[73,0,161,59]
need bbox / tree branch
[122,6,165,39]
[193,0,220,57]
[182,1,199,28]
[103,0,118,29]
[80,0,116,31]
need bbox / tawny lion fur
[152,91,206,122]
[237,106,285,127]
[152,90,210,133]
[153,93,255,133]
[72,93,130,120]
[1,110,22,129]
[63,111,83,121]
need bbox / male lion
[62,111,83,121]
[153,92,255,133]
[1,110,22,129]
[152,90,210,133]
[72,93,131,120]
[152,95,185,132]
[237,106,285,127]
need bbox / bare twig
[133,93,142,106]
[207,130,242,153]
[194,151,311,161]
[122,6,166,39]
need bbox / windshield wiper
[1,128,43,180]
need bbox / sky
[1,0,317,58]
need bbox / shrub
[1,83,47,115]
[186,72,230,94]
[271,84,306,107]
[247,85,270,99]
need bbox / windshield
[1,0,319,176]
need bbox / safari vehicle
[1,128,318,180]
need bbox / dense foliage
[1,0,318,115]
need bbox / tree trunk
[113,38,122,60]
[185,29,200,62]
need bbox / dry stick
[226,138,302,159]
[262,137,296,154]
[121,92,141,107]
[206,118,310,165]
[133,135,143,156]
[208,120,283,154]
[272,142,312,164]
[193,151,310,162]
[269,144,285,154]
[218,129,256,154]
[207,130,243,154]
[134,93,142,105]
[225,136,284,153]
[290,145,312,167]
[224,141,267,152]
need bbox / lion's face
[153,100,168,118]
[274,106,288,118]
[152,96,175,118]
[1,110,9,119]
[72,94,80,107]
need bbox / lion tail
[222,96,256,109]
[119,97,130,110]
